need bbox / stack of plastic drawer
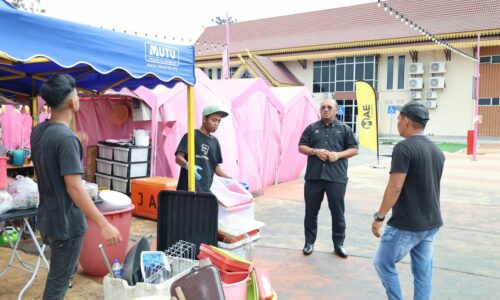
[95,141,151,194]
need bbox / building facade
[195,0,500,138]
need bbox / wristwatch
[373,212,385,222]
[311,148,317,156]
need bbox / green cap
[202,105,228,118]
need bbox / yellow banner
[355,81,378,153]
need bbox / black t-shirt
[175,129,223,193]
[388,135,445,231]
[30,122,88,240]
[299,119,358,183]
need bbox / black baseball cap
[397,101,429,125]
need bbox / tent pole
[187,85,195,192]
[31,78,38,127]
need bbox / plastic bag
[0,190,13,214]
[6,175,39,209]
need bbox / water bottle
[112,259,122,279]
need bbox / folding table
[0,208,50,300]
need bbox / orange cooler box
[130,176,177,220]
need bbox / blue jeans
[374,225,439,300]
[43,235,83,300]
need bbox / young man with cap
[372,101,445,300]
[175,104,232,193]
[31,74,122,299]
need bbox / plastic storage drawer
[98,143,114,160]
[95,173,112,189]
[130,177,177,220]
[113,146,150,163]
[218,202,254,220]
[111,176,133,194]
[96,158,113,175]
[112,161,149,178]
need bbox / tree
[211,16,237,25]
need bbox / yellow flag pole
[31,79,38,127]
[187,85,195,192]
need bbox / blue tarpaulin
[0,0,195,98]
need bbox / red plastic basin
[79,205,134,277]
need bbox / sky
[41,0,372,45]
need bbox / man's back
[388,135,445,231]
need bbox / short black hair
[40,74,76,108]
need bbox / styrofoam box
[95,173,112,189]
[113,147,149,163]
[96,158,113,175]
[111,176,131,194]
[112,161,148,178]
[218,202,254,220]
[103,259,197,300]
[98,144,114,160]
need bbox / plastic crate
[113,146,150,163]
[157,191,218,256]
[218,202,254,220]
[112,161,149,178]
[95,173,112,189]
[96,158,113,175]
[130,177,177,220]
[98,143,114,160]
[111,176,132,194]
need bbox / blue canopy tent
[0,0,198,190]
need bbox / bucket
[222,276,249,300]
[0,156,8,189]
[79,205,135,277]
[10,149,29,166]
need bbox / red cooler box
[130,176,177,220]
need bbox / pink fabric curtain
[0,105,32,149]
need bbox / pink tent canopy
[271,87,320,183]
[209,78,284,194]
[154,69,244,184]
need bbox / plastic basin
[222,276,249,300]
[79,205,135,277]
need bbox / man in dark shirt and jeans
[299,98,359,258]
[372,101,445,300]
[31,74,122,299]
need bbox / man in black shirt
[31,74,122,299]
[372,101,445,300]
[299,98,359,258]
[175,105,231,192]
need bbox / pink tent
[271,87,320,183]
[154,69,245,183]
[209,78,284,194]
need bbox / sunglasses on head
[321,105,333,110]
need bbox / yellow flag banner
[355,81,378,153]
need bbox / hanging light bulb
[384,4,388,11]
[395,12,400,19]
[389,9,394,16]
[409,22,414,29]
[405,18,409,25]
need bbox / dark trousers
[304,180,347,246]
[43,236,83,300]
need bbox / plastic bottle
[112,259,122,279]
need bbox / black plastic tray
[157,190,218,255]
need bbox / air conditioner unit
[408,63,424,75]
[408,78,424,89]
[429,61,446,73]
[425,91,438,99]
[429,77,445,89]
[410,91,422,99]
[423,100,437,109]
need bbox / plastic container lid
[98,190,132,212]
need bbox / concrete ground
[0,144,499,299]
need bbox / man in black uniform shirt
[175,105,231,192]
[372,101,445,300]
[298,98,359,258]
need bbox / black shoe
[334,246,348,258]
[303,243,314,255]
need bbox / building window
[229,67,238,78]
[208,69,213,79]
[217,68,222,79]
[397,55,405,89]
[387,56,394,90]
[479,98,500,106]
[480,55,500,64]
[313,56,376,93]
[336,99,357,133]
